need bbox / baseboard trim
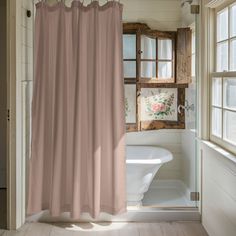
[26,208,200,223]
[26,179,200,223]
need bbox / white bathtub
[126,145,173,206]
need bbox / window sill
[200,140,236,165]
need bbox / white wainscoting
[201,141,236,236]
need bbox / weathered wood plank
[176,28,192,84]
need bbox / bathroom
[1,0,236,235]
[0,0,199,226]
[21,0,198,218]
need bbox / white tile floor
[0,222,208,236]
[142,187,195,207]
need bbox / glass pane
[141,61,156,78]
[158,62,172,78]
[125,84,136,123]
[217,41,228,72]
[224,110,236,144]
[124,61,136,78]
[212,107,222,137]
[217,8,228,42]
[230,39,236,71]
[223,78,236,110]
[141,35,156,60]
[230,4,236,37]
[192,31,196,54]
[123,34,136,59]
[158,39,172,60]
[192,54,195,77]
[212,78,222,106]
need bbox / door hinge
[7,109,10,121]
[191,5,200,14]
[190,192,200,201]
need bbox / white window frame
[210,0,236,155]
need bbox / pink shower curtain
[27,0,126,219]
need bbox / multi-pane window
[140,35,174,81]
[123,30,176,131]
[211,2,236,151]
[216,4,236,72]
[191,30,196,78]
[123,23,192,132]
[123,34,137,79]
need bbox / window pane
[123,34,136,59]
[212,78,222,106]
[158,62,172,78]
[217,8,228,42]
[158,39,172,60]
[230,39,236,71]
[217,41,228,72]
[141,35,156,60]
[192,54,195,77]
[223,78,236,110]
[124,61,136,78]
[230,4,236,37]
[224,110,236,144]
[192,31,196,54]
[141,61,156,78]
[125,84,136,123]
[212,107,222,137]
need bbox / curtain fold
[27,0,126,219]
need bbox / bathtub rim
[126,145,173,164]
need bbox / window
[210,2,236,152]
[140,35,174,82]
[123,23,192,132]
[191,30,196,78]
[123,34,136,79]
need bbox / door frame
[6,0,25,230]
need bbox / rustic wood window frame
[123,23,188,132]
[139,31,176,84]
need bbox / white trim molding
[205,0,227,8]
[7,0,25,230]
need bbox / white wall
[21,0,34,161]
[180,0,198,27]
[21,0,34,211]
[122,0,182,30]
[201,142,236,236]
[0,0,7,188]
[47,0,182,31]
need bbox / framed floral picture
[140,88,178,121]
